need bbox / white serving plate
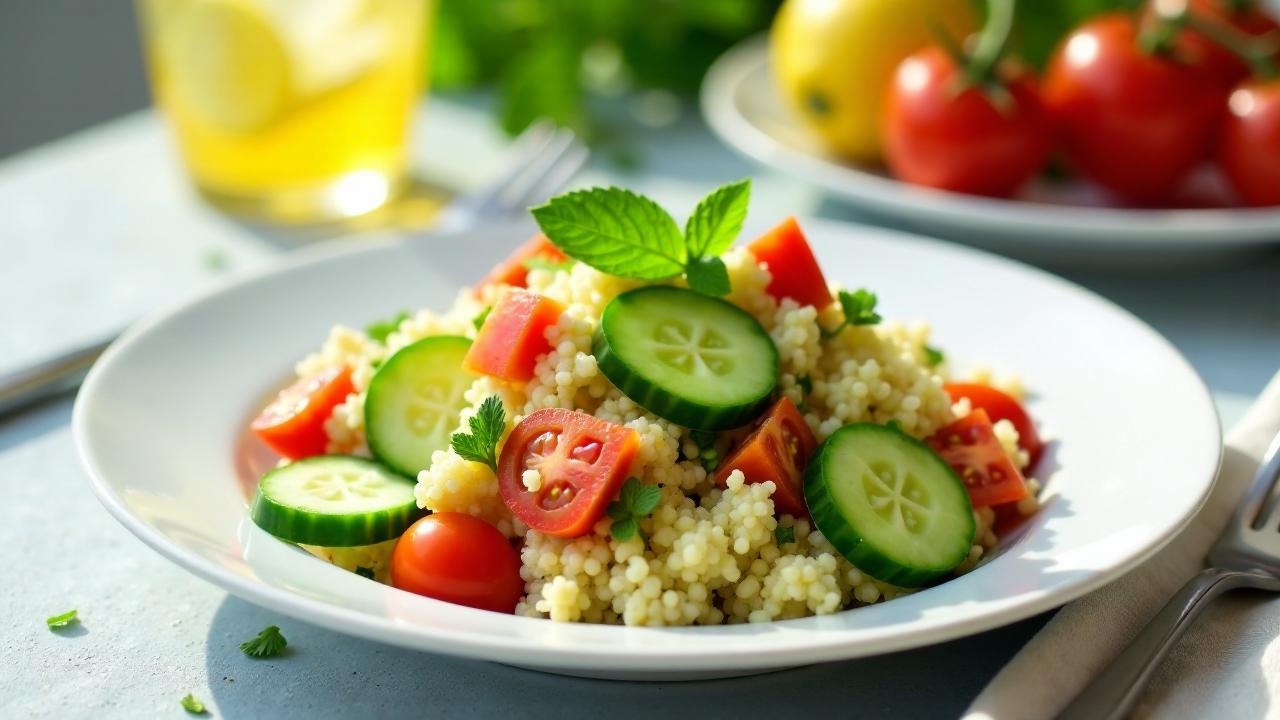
[701,38,1280,266]
[74,218,1220,680]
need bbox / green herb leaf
[521,256,576,274]
[924,345,946,368]
[609,478,660,544]
[354,566,375,581]
[609,517,639,541]
[685,256,731,297]
[180,693,208,715]
[239,625,287,659]
[822,289,881,337]
[472,306,492,332]
[684,178,750,258]
[365,310,409,344]
[796,374,814,396]
[450,396,506,471]
[531,187,687,280]
[775,525,796,546]
[630,483,662,516]
[46,609,78,629]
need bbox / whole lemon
[771,0,977,162]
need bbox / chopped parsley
[365,310,410,344]
[239,625,288,659]
[775,525,796,546]
[821,289,882,337]
[924,344,946,368]
[450,395,506,472]
[472,305,492,332]
[180,693,208,715]
[46,609,78,629]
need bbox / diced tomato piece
[498,408,640,537]
[746,217,833,309]
[944,383,1044,468]
[475,233,567,294]
[927,408,1028,508]
[464,289,565,382]
[714,397,817,517]
[250,366,354,459]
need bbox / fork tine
[509,141,590,211]
[1243,430,1280,531]
[491,128,581,213]
[461,120,558,208]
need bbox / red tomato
[944,383,1043,467]
[746,217,833,309]
[714,396,817,517]
[391,513,524,613]
[883,47,1052,197]
[475,233,567,294]
[1178,0,1280,89]
[464,289,565,382]
[498,408,639,537]
[250,366,354,459]
[1219,79,1280,206]
[927,408,1028,508]
[1043,13,1226,201]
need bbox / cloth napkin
[965,371,1280,720]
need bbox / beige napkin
[965,371,1280,720]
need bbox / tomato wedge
[944,383,1043,467]
[714,396,817,517]
[250,365,354,459]
[464,289,565,382]
[498,408,639,537]
[746,217,833,309]
[476,233,567,294]
[927,408,1028,508]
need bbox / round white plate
[701,38,1280,265]
[74,218,1221,680]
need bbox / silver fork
[0,121,589,418]
[1062,428,1280,720]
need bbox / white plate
[701,38,1280,265]
[74,219,1221,680]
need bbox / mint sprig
[531,180,751,297]
[607,478,661,545]
[821,289,882,338]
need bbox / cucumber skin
[803,424,975,588]
[251,456,425,547]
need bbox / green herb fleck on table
[365,310,410,344]
[201,249,229,273]
[821,289,882,337]
[924,345,946,368]
[46,609,78,630]
[607,477,661,546]
[531,179,751,297]
[180,693,208,715]
[472,305,492,332]
[775,525,796,546]
[239,625,288,659]
[451,395,506,472]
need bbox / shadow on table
[204,596,1052,720]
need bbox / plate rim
[72,221,1224,671]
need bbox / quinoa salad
[246,180,1045,626]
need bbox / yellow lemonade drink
[138,0,430,223]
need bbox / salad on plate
[245,179,1046,626]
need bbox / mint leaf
[46,609,78,629]
[531,187,687,280]
[451,396,506,471]
[366,311,409,343]
[775,525,796,545]
[630,483,662,516]
[180,693,208,715]
[472,306,492,332]
[685,256,731,297]
[924,345,945,367]
[610,517,639,542]
[684,179,750,258]
[239,625,287,659]
[609,478,659,545]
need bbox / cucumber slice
[365,336,474,477]
[251,456,424,547]
[804,423,975,587]
[594,286,778,430]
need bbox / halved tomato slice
[251,365,354,459]
[464,288,565,382]
[475,233,567,294]
[714,396,817,517]
[498,408,640,537]
[944,382,1043,467]
[927,408,1028,508]
[746,217,833,309]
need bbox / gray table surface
[3,6,1280,717]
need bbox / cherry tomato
[250,365,354,459]
[882,47,1052,197]
[475,233,567,294]
[714,396,817,517]
[1043,13,1226,201]
[746,217,833,309]
[391,513,524,613]
[944,383,1043,467]
[465,289,565,382]
[927,408,1028,508]
[498,408,640,537]
[1219,79,1280,206]
[1178,0,1280,89]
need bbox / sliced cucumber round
[251,456,424,547]
[594,286,778,431]
[365,335,474,478]
[804,423,975,587]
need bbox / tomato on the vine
[883,47,1051,197]
[1219,79,1280,206]
[1044,13,1226,201]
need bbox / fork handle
[1060,567,1280,720]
